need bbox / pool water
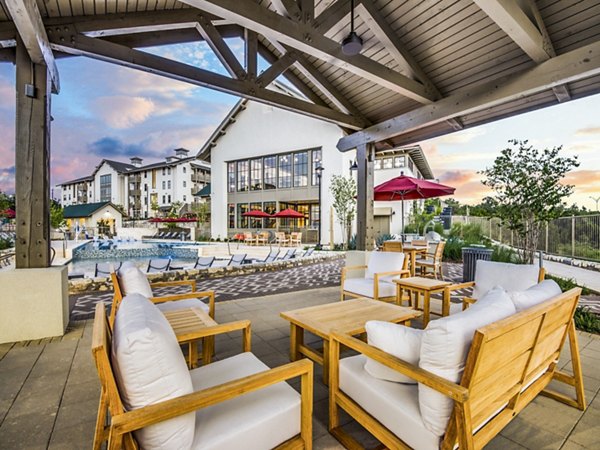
[68,256,198,276]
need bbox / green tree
[150,200,160,216]
[329,175,357,249]
[192,201,211,225]
[480,139,579,264]
[50,200,65,229]
[0,191,14,211]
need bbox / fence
[452,214,600,262]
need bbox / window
[310,204,320,229]
[227,162,235,193]
[162,181,166,190]
[383,158,393,169]
[263,156,277,190]
[237,203,249,228]
[144,171,147,179]
[183,195,187,201]
[168,180,171,189]
[183,181,186,188]
[168,195,171,203]
[408,158,414,172]
[293,151,308,187]
[162,195,166,204]
[237,160,249,192]
[278,154,292,188]
[100,174,111,201]
[374,159,382,170]
[144,184,147,192]
[183,167,186,173]
[250,158,262,190]
[144,197,147,205]
[394,156,406,168]
[228,204,235,228]
[264,202,276,228]
[312,149,322,185]
[162,168,165,175]
[168,167,171,175]
[249,202,263,228]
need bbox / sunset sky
[0,39,599,210]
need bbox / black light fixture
[349,160,358,172]
[341,0,363,56]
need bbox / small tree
[192,201,211,225]
[480,139,579,264]
[329,175,357,249]
[150,200,160,216]
[50,201,65,229]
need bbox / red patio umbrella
[272,208,306,218]
[242,210,272,218]
[374,174,455,239]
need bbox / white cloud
[94,96,156,129]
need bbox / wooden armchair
[275,232,290,246]
[92,302,314,450]
[329,288,585,450]
[381,240,403,252]
[244,231,255,246]
[255,231,269,246]
[341,251,410,302]
[415,241,446,279]
[289,232,302,246]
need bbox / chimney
[130,157,143,167]
[174,148,190,159]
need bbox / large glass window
[383,158,393,169]
[100,174,111,201]
[227,162,235,193]
[250,158,262,190]
[237,203,249,228]
[310,204,320,229]
[296,204,309,228]
[312,149,322,185]
[228,204,235,229]
[293,152,308,187]
[374,159,382,170]
[237,160,249,192]
[278,154,292,188]
[264,201,276,228]
[249,202,263,228]
[263,156,277,189]
[394,156,406,168]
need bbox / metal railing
[452,214,600,262]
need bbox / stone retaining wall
[68,252,345,295]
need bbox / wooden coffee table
[163,307,218,368]
[394,277,451,327]
[280,298,421,384]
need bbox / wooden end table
[394,277,451,327]
[401,245,429,276]
[163,307,217,368]
[280,298,421,384]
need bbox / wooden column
[356,143,374,251]
[15,37,52,268]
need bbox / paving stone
[568,406,600,447]
[0,409,56,449]
[487,434,528,449]
[560,439,589,449]
[47,420,96,450]
[500,415,566,449]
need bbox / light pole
[315,163,325,249]
[590,196,600,211]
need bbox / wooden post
[15,36,52,268]
[356,143,374,251]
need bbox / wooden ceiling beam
[337,39,600,151]
[178,0,435,102]
[269,0,302,21]
[256,50,297,86]
[104,25,240,48]
[195,14,245,79]
[313,0,349,34]
[3,0,59,92]
[473,0,570,102]
[49,32,365,130]
[244,28,258,79]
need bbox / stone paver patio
[0,285,599,449]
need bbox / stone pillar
[356,143,375,251]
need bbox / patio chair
[263,249,280,263]
[415,241,446,279]
[146,258,171,273]
[382,240,403,252]
[228,253,248,266]
[279,249,296,261]
[94,262,122,278]
[275,232,290,247]
[155,231,166,239]
[289,232,302,246]
[302,247,315,258]
[189,256,216,269]
[92,299,313,450]
[410,239,428,246]
[341,251,410,302]
[244,231,255,246]
[255,231,270,246]
[328,287,584,450]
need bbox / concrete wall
[210,101,354,245]
[0,267,69,343]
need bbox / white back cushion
[112,294,194,450]
[472,260,540,299]
[366,251,405,280]
[118,266,153,298]
[419,287,516,436]
[509,279,562,312]
[365,321,423,383]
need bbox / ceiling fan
[341,0,363,56]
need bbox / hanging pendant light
[341,0,363,56]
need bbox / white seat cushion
[118,266,153,298]
[509,279,562,312]
[365,321,423,383]
[190,352,301,450]
[366,251,405,281]
[112,294,195,450]
[419,287,516,436]
[472,260,540,299]
[427,298,464,316]
[340,355,439,450]
[156,298,210,314]
[343,277,396,299]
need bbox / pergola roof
[1,0,600,151]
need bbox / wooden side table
[394,277,451,327]
[402,245,429,276]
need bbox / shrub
[348,234,357,250]
[443,236,465,262]
[574,307,600,334]
[545,274,591,296]
[0,237,13,250]
[376,233,394,248]
[491,245,517,263]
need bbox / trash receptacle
[462,246,493,282]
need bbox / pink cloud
[94,96,156,129]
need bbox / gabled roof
[63,202,122,218]
[375,146,434,180]
[92,159,136,177]
[57,175,94,186]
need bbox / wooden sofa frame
[92,302,314,450]
[341,257,410,302]
[329,288,585,450]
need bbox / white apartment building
[199,85,434,245]
[57,148,211,219]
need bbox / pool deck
[1,286,599,449]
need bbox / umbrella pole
[401,200,405,243]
